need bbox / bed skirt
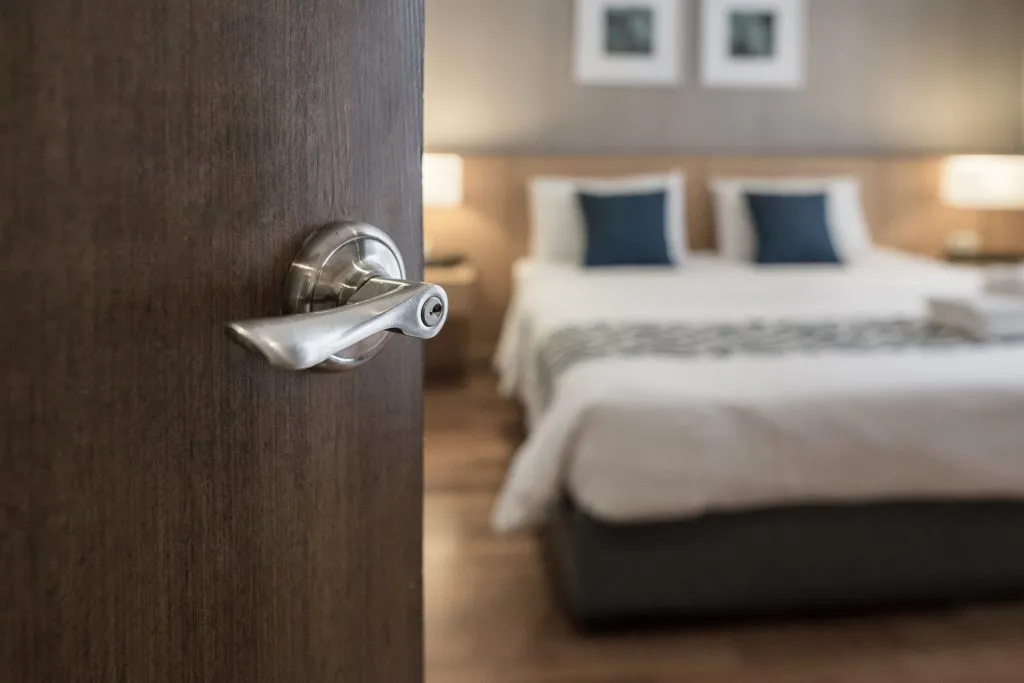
[544,496,1024,626]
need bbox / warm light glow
[423,153,464,208]
[941,156,1024,210]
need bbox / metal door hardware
[227,221,447,371]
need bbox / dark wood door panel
[1,1,423,681]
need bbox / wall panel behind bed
[425,155,1024,361]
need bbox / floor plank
[424,373,1024,683]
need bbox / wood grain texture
[1,1,424,681]
[424,374,1024,683]
[424,155,1024,358]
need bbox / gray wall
[425,0,1024,154]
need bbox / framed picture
[701,0,806,89]
[574,0,683,87]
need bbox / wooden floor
[424,373,1024,683]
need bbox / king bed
[490,169,1024,624]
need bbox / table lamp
[941,155,1024,256]
[423,153,464,208]
[422,153,464,266]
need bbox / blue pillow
[578,191,672,267]
[745,193,841,265]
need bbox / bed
[492,250,1024,623]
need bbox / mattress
[493,250,1024,531]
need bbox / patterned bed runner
[535,319,997,409]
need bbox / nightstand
[945,251,1024,266]
[425,263,477,382]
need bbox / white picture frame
[701,0,806,89]
[574,0,683,87]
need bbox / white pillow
[529,171,687,265]
[710,177,873,263]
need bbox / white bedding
[493,250,1024,532]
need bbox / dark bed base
[544,497,1024,627]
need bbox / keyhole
[421,295,445,326]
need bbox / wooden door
[1,1,424,681]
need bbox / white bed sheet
[493,250,1024,532]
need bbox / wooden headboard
[424,155,1024,360]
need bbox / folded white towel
[983,266,1024,297]
[985,279,1024,297]
[929,294,1024,341]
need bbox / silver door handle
[226,221,448,372]
[227,278,446,371]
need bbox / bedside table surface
[425,264,477,316]
[423,264,477,382]
[425,263,478,286]
[946,252,1024,265]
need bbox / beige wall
[426,0,1024,154]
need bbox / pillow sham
[710,177,871,263]
[528,171,686,266]
[746,193,841,265]
[579,191,672,267]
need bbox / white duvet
[492,250,1024,532]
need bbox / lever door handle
[226,221,448,372]
[227,278,447,371]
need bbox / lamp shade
[423,153,463,208]
[941,155,1024,210]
